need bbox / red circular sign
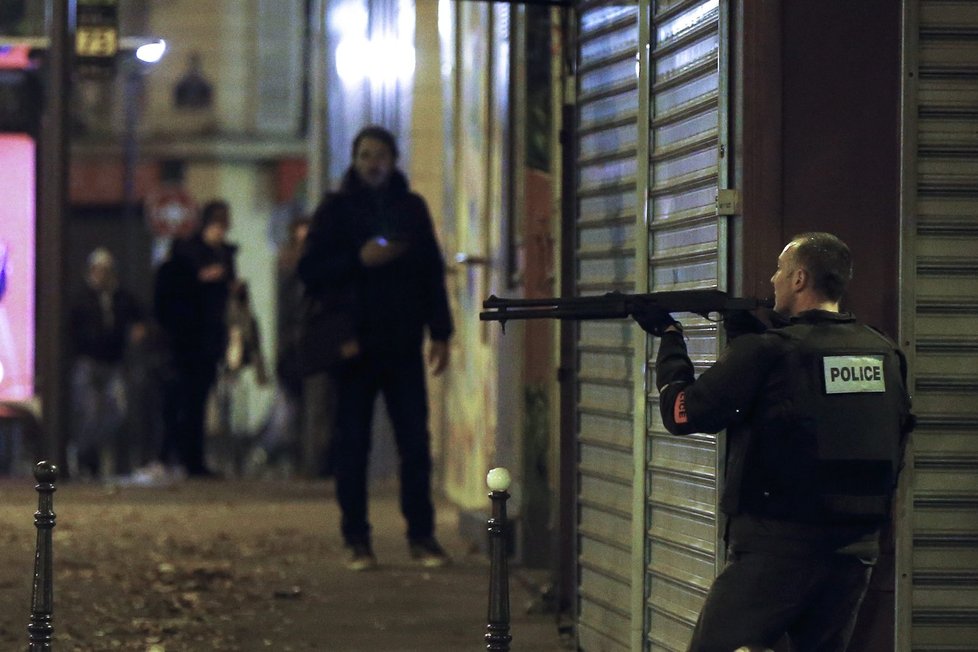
[145,185,198,239]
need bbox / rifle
[480,289,772,327]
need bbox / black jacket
[69,286,143,363]
[298,170,453,356]
[655,310,914,555]
[153,235,237,366]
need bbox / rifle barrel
[480,290,772,322]
[480,293,629,321]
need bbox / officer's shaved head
[789,232,852,302]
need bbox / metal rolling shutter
[906,2,978,648]
[575,2,640,649]
[644,1,724,649]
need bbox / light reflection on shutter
[575,2,640,649]
[645,1,723,649]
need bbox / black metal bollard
[485,467,512,651]
[28,461,57,651]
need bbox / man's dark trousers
[332,349,435,546]
[161,358,217,475]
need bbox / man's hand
[631,306,681,337]
[428,340,449,376]
[722,309,767,340]
[723,307,789,340]
[360,237,408,267]
[199,263,227,282]
[129,322,148,345]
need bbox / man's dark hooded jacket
[154,234,237,368]
[298,169,453,357]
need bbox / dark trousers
[688,551,873,652]
[333,349,434,546]
[70,358,128,476]
[161,359,217,475]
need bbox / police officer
[634,232,914,652]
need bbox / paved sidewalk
[0,476,570,651]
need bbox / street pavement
[0,474,570,651]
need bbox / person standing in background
[298,126,453,571]
[271,216,328,476]
[154,201,237,478]
[69,248,145,478]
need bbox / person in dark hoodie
[154,200,238,477]
[298,125,453,571]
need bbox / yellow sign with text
[76,26,118,58]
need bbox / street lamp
[135,38,165,64]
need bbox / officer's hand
[631,306,681,337]
[723,309,767,340]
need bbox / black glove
[631,305,682,337]
[722,309,767,340]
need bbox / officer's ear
[792,266,810,292]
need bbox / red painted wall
[741,0,902,338]
[781,0,902,336]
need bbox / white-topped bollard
[485,467,512,651]
[487,467,511,493]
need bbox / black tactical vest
[735,316,910,525]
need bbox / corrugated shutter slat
[645,1,722,649]
[910,1,978,646]
[575,4,640,650]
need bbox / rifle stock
[480,289,772,323]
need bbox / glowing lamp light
[136,40,167,64]
[335,37,368,84]
[335,36,416,85]
[330,3,369,36]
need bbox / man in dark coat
[154,201,237,477]
[299,125,453,571]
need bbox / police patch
[674,390,689,424]
[823,355,886,394]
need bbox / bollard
[485,467,512,651]
[28,461,57,651]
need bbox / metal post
[28,461,58,651]
[486,467,512,651]
[38,0,76,470]
[122,62,141,226]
